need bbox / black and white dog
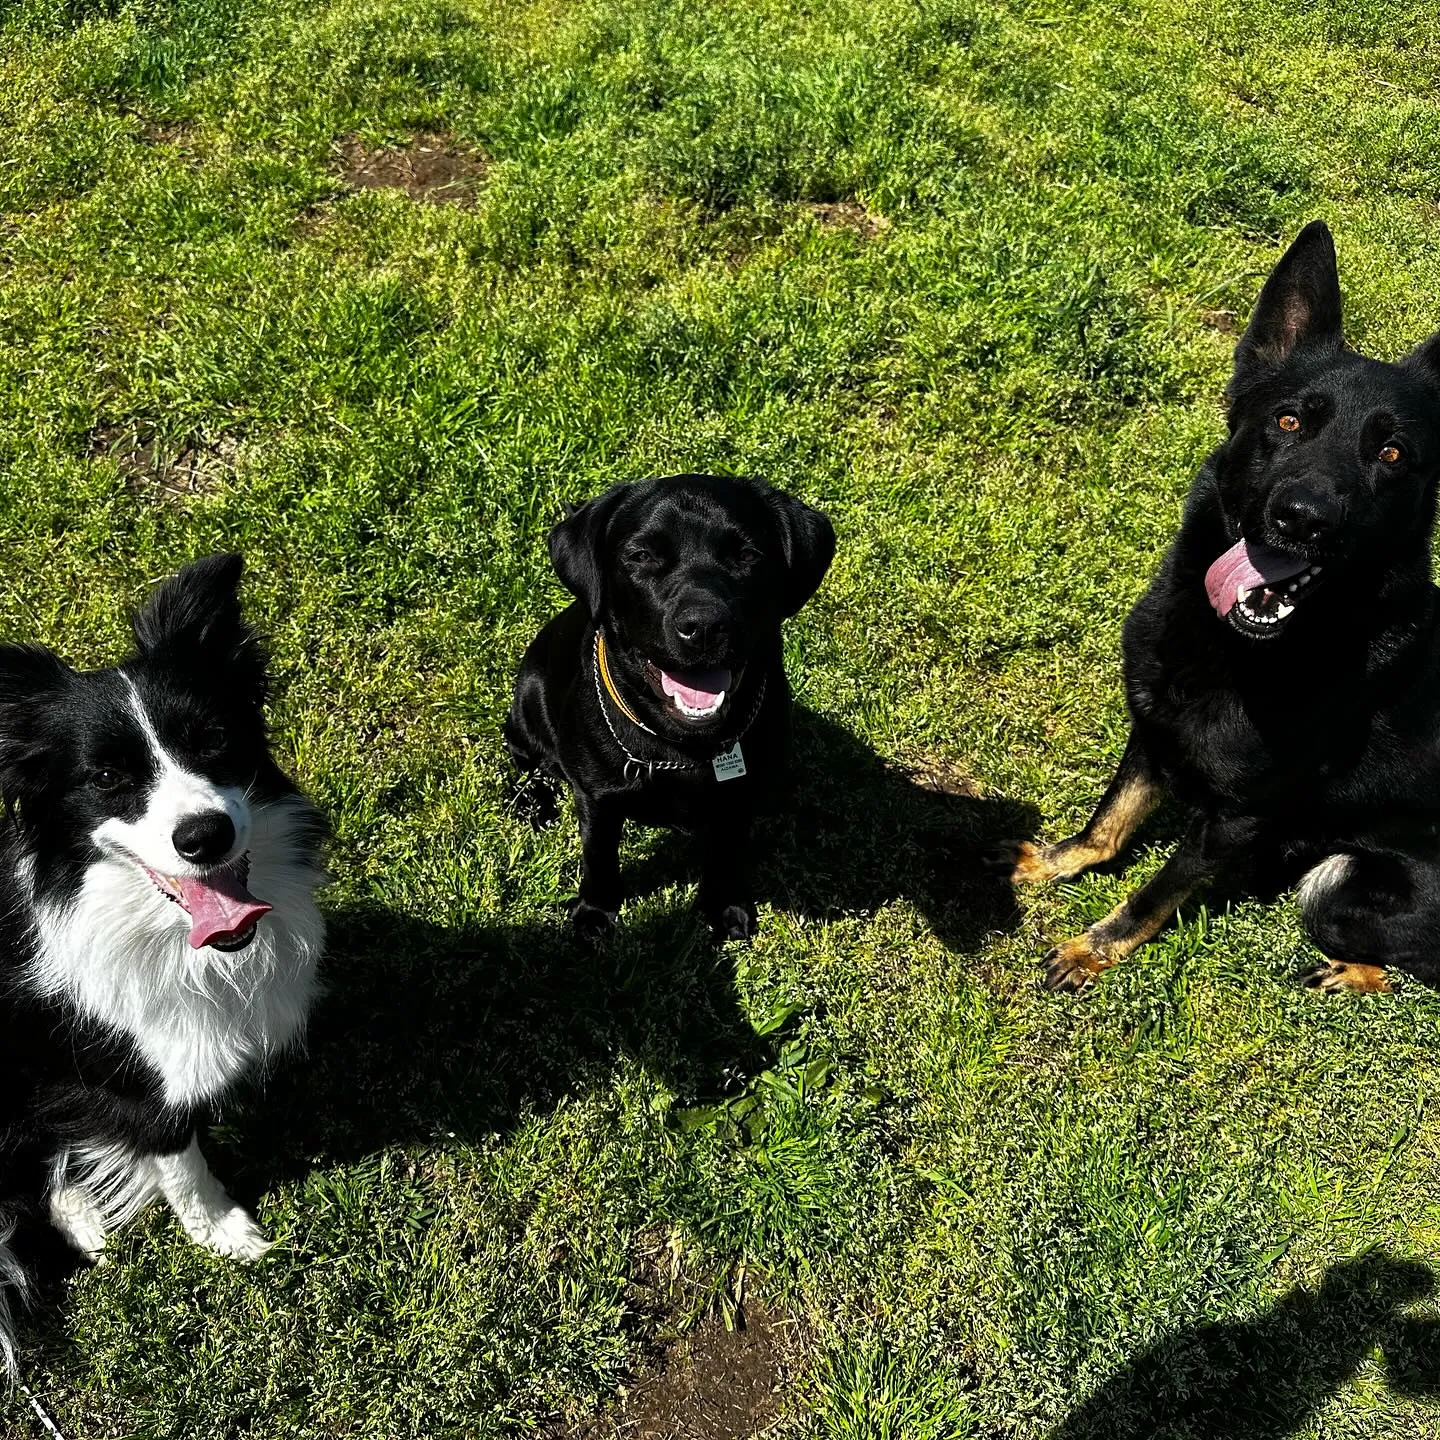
[0,553,325,1372]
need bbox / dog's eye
[91,768,130,793]
[625,546,658,568]
[1277,413,1301,432]
[1379,443,1403,464]
[739,545,765,566]
[189,723,227,758]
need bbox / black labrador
[506,474,835,940]
[999,220,1440,995]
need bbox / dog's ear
[0,644,71,708]
[1404,328,1440,385]
[548,486,629,619]
[767,490,836,617]
[132,553,266,695]
[0,644,72,813]
[1232,220,1343,385]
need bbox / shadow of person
[1052,1252,1440,1440]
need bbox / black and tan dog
[506,474,834,941]
[998,220,1440,995]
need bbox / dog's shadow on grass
[1053,1252,1440,1440]
[632,705,1040,955]
[770,706,1038,951]
[227,708,1033,1190]
[226,903,766,1191]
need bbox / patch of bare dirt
[567,1239,797,1439]
[141,119,197,148]
[88,424,239,502]
[335,131,487,207]
[890,752,981,800]
[592,1305,786,1439]
[806,200,889,238]
[1199,308,1238,333]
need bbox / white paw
[185,1203,274,1261]
[48,1186,109,1262]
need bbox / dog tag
[711,741,747,781]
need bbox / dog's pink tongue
[660,666,731,710]
[1203,539,1309,617]
[177,871,271,949]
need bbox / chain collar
[591,628,766,782]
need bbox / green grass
[6,0,1440,1434]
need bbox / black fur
[506,474,835,940]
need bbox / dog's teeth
[1276,601,1295,619]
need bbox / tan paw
[988,839,1075,885]
[1043,936,1115,993]
[1303,960,1392,995]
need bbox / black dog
[506,474,834,940]
[1000,220,1440,994]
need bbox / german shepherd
[999,220,1440,995]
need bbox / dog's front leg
[697,817,757,942]
[571,792,624,936]
[999,730,1163,884]
[1044,812,1259,992]
[152,1136,272,1260]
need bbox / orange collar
[594,629,653,733]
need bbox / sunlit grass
[4,0,1440,1434]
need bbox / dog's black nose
[1269,484,1341,547]
[673,603,732,648]
[173,811,236,865]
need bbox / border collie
[0,553,325,1372]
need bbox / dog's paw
[1043,936,1114,993]
[568,896,618,940]
[987,839,1074,885]
[187,1203,274,1262]
[1302,959,1392,995]
[709,902,757,944]
[48,1186,109,1263]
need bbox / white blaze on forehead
[91,674,252,874]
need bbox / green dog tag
[711,741,747,781]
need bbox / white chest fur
[28,797,326,1110]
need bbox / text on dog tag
[711,741,747,781]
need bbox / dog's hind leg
[1044,812,1259,992]
[506,765,560,830]
[697,816,758,943]
[998,731,1163,885]
[503,697,562,829]
[1300,851,1440,994]
[151,1136,272,1261]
